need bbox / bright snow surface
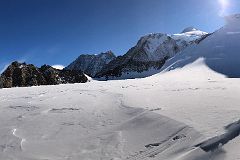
[1,59,240,160]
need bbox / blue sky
[1,0,240,71]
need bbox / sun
[218,0,230,16]
[219,0,229,6]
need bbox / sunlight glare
[218,0,230,16]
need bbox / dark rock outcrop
[0,76,3,88]
[95,53,169,80]
[1,61,47,88]
[0,61,88,88]
[40,65,61,85]
[40,65,88,85]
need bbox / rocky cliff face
[66,51,116,77]
[0,61,88,88]
[0,76,3,88]
[40,65,88,85]
[1,62,47,88]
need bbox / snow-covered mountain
[171,27,208,50]
[95,28,208,80]
[65,51,116,77]
[161,14,240,78]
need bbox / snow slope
[1,58,240,159]
[161,14,240,78]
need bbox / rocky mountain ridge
[65,51,116,77]
[0,61,88,88]
[95,27,208,79]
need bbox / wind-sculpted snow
[196,119,240,152]
[175,120,240,160]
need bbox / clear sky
[1,0,240,71]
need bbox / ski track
[12,128,26,151]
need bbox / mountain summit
[66,51,116,77]
[181,27,198,33]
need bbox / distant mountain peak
[98,50,115,58]
[181,27,198,33]
[65,51,116,77]
[103,50,114,54]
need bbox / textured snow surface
[1,60,240,159]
